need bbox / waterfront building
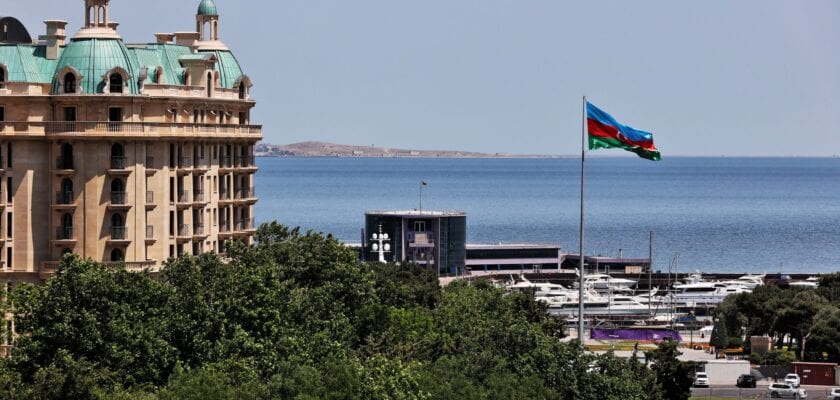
[363,211,468,276]
[0,0,261,283]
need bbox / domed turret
[197,0,218,16]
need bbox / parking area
[691,384,838,399]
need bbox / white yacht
[540,291,652,318]
[572,273,637,292]
[671,281,751,306]
[717,274,765,290]
[505,276,570,299]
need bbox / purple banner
[591,328,682,342]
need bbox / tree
[710,315,729,350]
[645,339,699,400]
[802,306,840,362]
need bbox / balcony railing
[193,224,205,236]
[219,156,233,169]
[220,222,231,233]
[219,189,231,200]
[194,191,205,203]
[236,218,255,231]
[111,226,127,240]
[178,191,190,203]
[178,224,190,237]
[111,191,127,205]
[56,190,74,205]
[235,187,256,199]
[56,226,73,240]
[146,191,154,204]
[146,156,155,169]
[0,121,263,137]
[236,156,255,168]
[178,156,192,169]
[56,157,74,170]
[193,157,207,169]
[146,225,154,239]
[111,156,127,170]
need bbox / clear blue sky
[8,0,840,156]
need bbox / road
[691,384,837,399]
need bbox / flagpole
[578,96,587,343]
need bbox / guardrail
[0,121,262,137]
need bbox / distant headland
[255,141,563,158]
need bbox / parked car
[829,388,840,400]
[736,374,756,388]
[693,372,709,388]
[784,373,801,388]
[766,383,806,399]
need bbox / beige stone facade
[0,0,261,289]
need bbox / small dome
[52,38,141,94]
[197,0,218,16]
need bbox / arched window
[238,82,246,100]
[111,178,124,193]
[62,248,73,256]
[60,178,73,204]
[111,143,125,169]
[110,178,125,204]
[206,73,212,97]
[112,213,124,228]
[64,73,76,94]
[60,143,74,170]
[0,66,6,89]
[61,213,73,239]
[110,248,124,262]
[109,73,123,94]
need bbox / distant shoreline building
[0,0,261,283]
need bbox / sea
[255,157,840,274]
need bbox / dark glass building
[363,211,467,276]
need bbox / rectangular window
[108,107,122,122]
[0,106,5,122]
[6,142,10,169]
[169,143,175,168]
[5,213,10,238]
[169,211,175,236]
[169,245,174,258]
[5,248,9,270]
[63,107,76,122]
[239,112,246,125]
[414,221,426,232]
[193,110,199,123]
[169,177,175,203]
[6,177,10,203]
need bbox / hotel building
[0,0,261,285]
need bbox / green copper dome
[52,38,141,94]
[197,0,218,16]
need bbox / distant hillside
[255,141,557,158]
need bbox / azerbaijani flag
[587,101,661,161]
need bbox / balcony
[54,226,75,244]
[145,225,156,243]
[177,190,191,207]
[235,218,256,233]
[0,121,262,139]
[145,191,156,209]
[193,223,207,238]
[236,156,257,171]
[177,224,190,240]
[55,157,75,173]
[110,226,128,241]
[53,191,75,210]
[409,231,435,248]
[110,156,127,170]
[219,221,233,238]
[177,156,192,173]
[109,191,131,210]
[145,156,157,174]
[193,191,207,205]
[219,155,233,171]
[41,260,160,277]
[219,189,233,204]
[193,157,209,172]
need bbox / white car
[693,372,709,388]
[829,388,840,400]
[767,383,806,399]
[784,373,801,388]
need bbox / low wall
[700,360,751,386]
